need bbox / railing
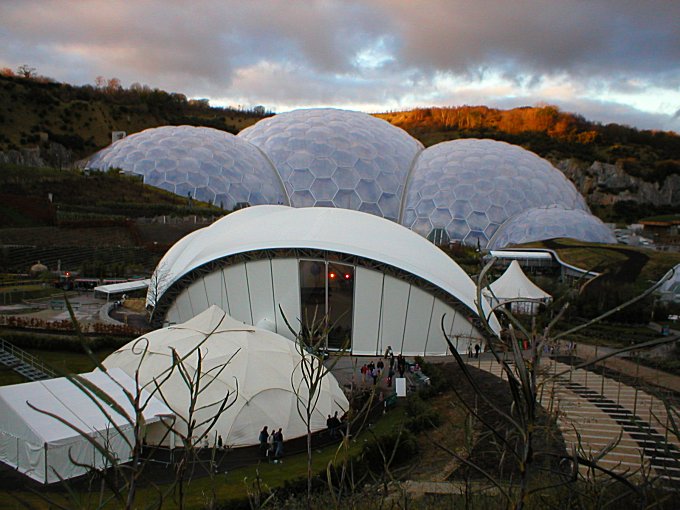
[0,337,58,379]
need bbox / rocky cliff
[558,159,680,207]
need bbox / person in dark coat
[274,428,284,459]
[258,426,269,457]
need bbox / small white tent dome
[102,305,348,448]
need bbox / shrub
[360,428,418,467]
[404,393,441,433]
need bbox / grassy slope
[0,75,261,158]
[522,238,680,290]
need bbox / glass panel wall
[299,260,326,347]
[327,262,353,350]
[299,259,354,351]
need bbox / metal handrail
[0,337,58,379]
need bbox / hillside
[0,165,223,274]
[377,106,680,183]
[0,74,265,164]
[1,75,680,221]
[376,106,680,220]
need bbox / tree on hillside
[16,64,36,78]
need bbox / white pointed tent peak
[485,260,551,301]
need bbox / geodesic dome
[400,139,589,248]
[102,305,348,448]
[238,108,423,221]
[86,126,288,210]
[486,206,616,250]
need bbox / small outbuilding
[484,260,552,315]
[0,368,173,484]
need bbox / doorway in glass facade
[299,260,354,351]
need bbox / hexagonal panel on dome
[86,125,288,210]
[487,206,616,250]
[239,108,423,221]
[399,139,589,247]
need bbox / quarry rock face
[0,143,74,168]
[558,159,680,207]
[0,148,44,167]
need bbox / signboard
[395,377,407,397]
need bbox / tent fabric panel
[271,258,300,340]
[224,264,252,324]
[426,299,456,355]
[246,259,276,330]
[173,287,194,324]
[165,302,181,326]
[187,279,210,317]
[486,260,552,301]
[203,270,226,312]
[402,286,435,356]
[379,276,410,354]
[352,266,384,355]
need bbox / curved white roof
[151,205,500,333]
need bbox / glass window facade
[299,259,354,350]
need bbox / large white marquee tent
[0,368,173,484]
[148,206,500,356]
[103,305,349,448]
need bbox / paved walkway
[576,342,680,394]
[466,354,680,484]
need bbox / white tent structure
[0,368,173,484]
[484,260,552,315]
[103,305,349,448]
[149,206,500,356]
[94,279,150,301]
[657,263,680,303]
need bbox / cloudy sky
[1,0,678,131]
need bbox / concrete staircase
[467,355,680,485]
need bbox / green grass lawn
[0,348,115,386]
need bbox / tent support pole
[44,442,48,485]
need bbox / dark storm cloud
[0,0,677,129]
[378,1,680,80]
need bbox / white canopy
[484,260,552,315]
[657,263,680,303]
[94,279,150,299]
[149,205,501,334]
[103,305,349,448]
[0,368,173,484]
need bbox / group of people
[466,343,482,358]
[359,360,384,385]
[258,425,284,461]
[326,411,344,438]
[358,346,409,387]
